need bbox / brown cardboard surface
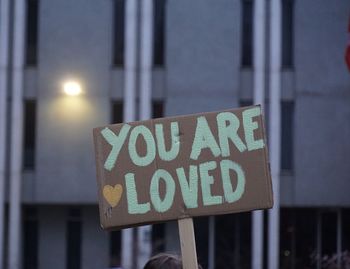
[93,105,273,230]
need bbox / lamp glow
[63,81,82,96]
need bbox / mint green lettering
[101,125,131,171]
[217,112,247,156]
[242,107,265,151]
[125,173,150,214]
[128,125,156,166]
[220,160,246,203]
[199,161,222,206]
[176,166,198,209]
[190,116,221,160]
[150,169,175,213]
[155,122,180,161]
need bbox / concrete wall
[293,0,350,206]
[20,0,350,207]
[35,0,112,203]
[16,1,350,268]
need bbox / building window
[152,100,164,118]
[25,0,39,66]
[280,208,317,268]
[110,231,122,267]
[280,209,350,268]
[194,217,209,269]
[152,223,165,255]
[22,207,38,269]
[216,213,251,269]
[321,211,337,259]
[111,100,123,124]
[113,0,125,66]
[241,0,253,68]
[281,101,294,172]
[239,99,253,108]
[343,209,350,266]
[111,100,163,123]
[153,0,166,67]
[282,0,294,68]
[66,208,82,269]
[23,100,36,170]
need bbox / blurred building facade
[0,0,350,269]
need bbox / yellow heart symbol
[103,184,123,207]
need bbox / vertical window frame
[153,0,166,67]
[66,208,82,269]
[23,99,36,170]
[25,0,39,66]
[22,206,39,269]
[281,100,294,172]
[110,231,122,267]
[282,0,294,68]
[111,99,124,124]
[241,0,253,68]
[112,0,125,67]
[152,99,164,119]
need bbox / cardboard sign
[93,105,273,230]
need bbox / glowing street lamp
[63,81,82,96]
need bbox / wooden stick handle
[178,218,199,269]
